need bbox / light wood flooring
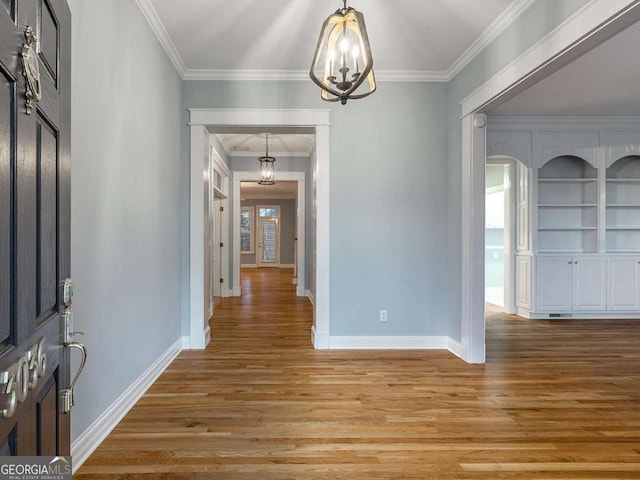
[76,269,640,479]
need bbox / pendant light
[258,133,276,185]
[309,0,376,105]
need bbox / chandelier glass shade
[258,133,276,185]
[309,1,376,105]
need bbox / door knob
[61,342,87,414]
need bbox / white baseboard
[325,335,470,360]
[292,278,298,285]
[305,289,315,306]
[232,287,242,297]
[296,286,305,297]
[181,335,191,349]
[279,264,295,268]
[329,335,449,350]
[204,326,211,347]
[71,338,183,473]
[241,264,257,268]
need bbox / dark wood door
[0,0,71,456]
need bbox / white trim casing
[461,114,487,364]
[188,107,330,350]
[189,126,209,350]
[71,338,183,472]
[314,125,330,349]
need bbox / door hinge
[220,206,224,212]
[219,278,224,284]
[219,242,224,248]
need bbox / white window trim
[240,206,255,254]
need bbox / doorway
[485,166,506,308]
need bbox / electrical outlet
[379,309,388,322]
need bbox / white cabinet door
[572,256,606,311]
[535,256,573,312]
[608,257,640,310]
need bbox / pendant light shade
[309,1,376,105]
[258,133,276,185]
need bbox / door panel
[37,117,58,320]
[38,0,58,83]
[535,256,572,312]
[37,377,57,455]
[608,257,640,310]
[0,66,14,348]
[0,0,71,456]
[572,256,606,311]
[258,219,279,266]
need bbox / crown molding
[183,69,309,81]
[137,0,535,84]
[135,0,186,76]
[183,69,449,82]
[446,0,536,80]
[227,151,312,158]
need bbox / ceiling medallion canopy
[258,133,276,185]
[309,0,376,105]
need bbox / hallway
[76,269,640,479]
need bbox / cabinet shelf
[538,249,589,253]
[539,203,597,208]
[539,227,597,231]
[606,178,640,183]
[538,178,597,183]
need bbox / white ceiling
[241,181,298,199]
[144,0,519,78]
[490,20,640,116]
[216,132,314,157]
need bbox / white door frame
[459,0,640,363]
[211,143,231,299]
[189,109,331,350]
[233,172,305,293]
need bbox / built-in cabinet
[488,118,640,319]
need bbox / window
[259,207,278,218]
[240,207,254,254]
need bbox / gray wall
[445,0,591,340]
[183,82,450,336]
[241,199,296,265]
[69,0,183,439]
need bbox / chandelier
[258,133,276,185]
[309,0,376,105]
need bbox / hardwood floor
[76,269,640,479]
